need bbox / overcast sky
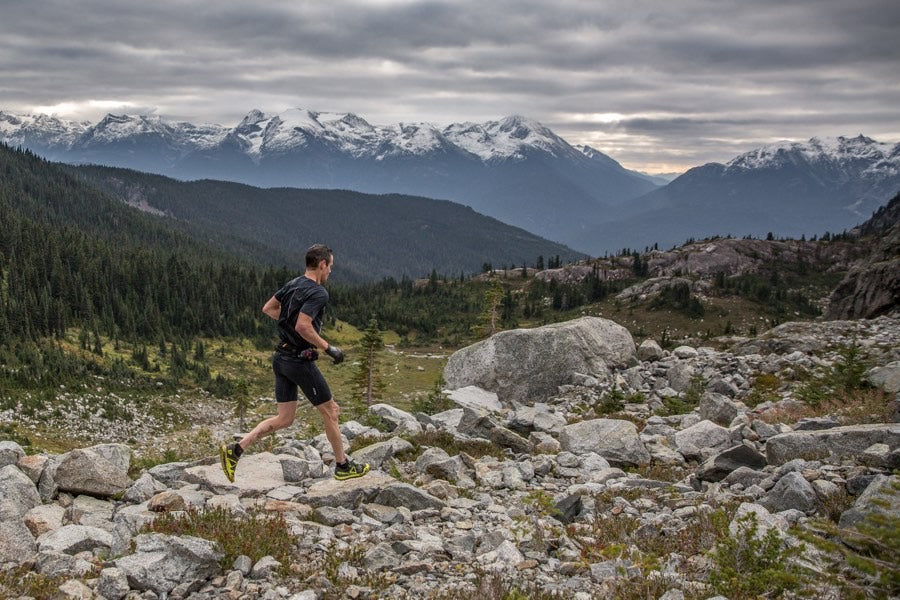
[3,0,898,173]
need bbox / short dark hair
[305,244,332,268]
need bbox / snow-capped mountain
[0,109,658,247]
[573,135,900,253]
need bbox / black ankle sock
[337,458,348,468]
[232,444,244,458]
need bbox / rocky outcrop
[443,316,636,404]
[766,424,900,465]
[826,194,900,319]
[115,534,223,595]
[53,444,132,498]
[1,314,899,599]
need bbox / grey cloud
[1,0,898,171]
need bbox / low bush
[141,506,294,572]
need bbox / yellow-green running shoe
[334,458,370,481]
[219,444,239,483]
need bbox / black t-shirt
[274,276,329,350]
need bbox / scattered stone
[559,419,650,467]
[446,385,503,412]
[674,420,732,461]
[637,339,664,362]
[866,361,900,393]
[114,533,223,595]
[37,524,115,555]
[697,445,767,482]
[839,475,900,529]
[0,463,42,517]
[489,426,533,454]
[761,472,818,514]
[766,424,900,465]
[0,440,26,467]
[250,555,282,579]
[374,482,445,511]
[54,444,132,498]
[98,567,131,600]
[698,392,739,426]
[370,403,423,434]
[350,437,414,470]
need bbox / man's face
[320,255,334,282]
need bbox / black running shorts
[272,353,332,406]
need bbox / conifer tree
[481,279,504,336]
[351,318,385,416]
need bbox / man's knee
[318,400,339,421]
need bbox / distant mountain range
[577,135,900,252]
[0,109,658,248]
[2,109,898,256]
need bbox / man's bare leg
[316,399,345,463]
[239,401,298,450]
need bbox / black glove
[325,345,344,364]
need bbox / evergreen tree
[481,279,504,336]
[350,318,385,417]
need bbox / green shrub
[410,376,455,415]
[394,430,505,461]
[141,506,294,571]
[799,479,900,598]
[745,373,781,407]
[0,566,78,600]
[708,512,807,599]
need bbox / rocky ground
[1,314,898,599]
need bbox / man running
[220,244,370,482]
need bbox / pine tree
[481,279,504,336]
[350,318,385,418]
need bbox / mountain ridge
[576,135,900,252]
[0,108,659,248]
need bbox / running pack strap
[276,342,318,361]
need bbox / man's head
[305,244,333,282]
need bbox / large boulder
[559,419,650,467]
[446,386,503,412]
[761,472,817,514]
[674,420,733,461]
[115,533,223,595]
[0,517,36,563]
[184,452,285,496]
[54,444,132,498]
[0,464,41,517]
[303,471,395,508]
[443,316,636,404]
[37,524,115,555]
[0,441,25,467]
[839,475,900,529]
[867,361,900,394]
[765,424,900,465]
[350,437,414,469]
[369,404,423,435]
[373,482,445,511]
[697,444,767,482]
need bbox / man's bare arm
[295,312,330,349]
[262,296,281,320]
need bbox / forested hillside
[71,164,585,282]
[0,145,296,386]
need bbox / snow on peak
[0,108,580,163]
[443,115,568,161]
[727,135,899,174]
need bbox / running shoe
[334,458,370,481]
[219,444,240,483]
